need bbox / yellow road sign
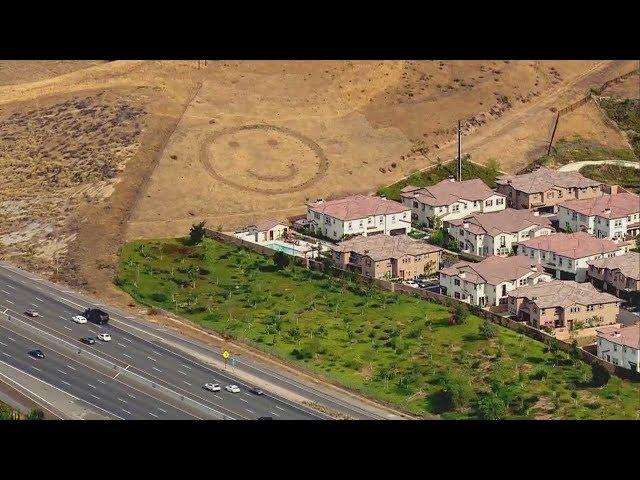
[222,350,230,360]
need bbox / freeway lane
[0,266,325,420]
[0,323,197,420]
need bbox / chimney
[604,208,611,215]
[459,272,466,278]
[614,331,621,338]
[316,198,324,204]
[533,211,540,216]
[463,221,469,229]
[530,264,537,271]
[448,176,456,183]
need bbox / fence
[206,229,640,381]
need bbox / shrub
[273,251,290,270]
[188,221,207,245]
[449,303,470,325]
[478,319,497,339]
[149,292,168,303]
[476,394,508,419]
[591,363,611,387]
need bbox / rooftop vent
[463,221,469,229]
[459,272,466,278]
[533,211,540,217]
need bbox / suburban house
[400,178,506,227]
[507,280,620,331]
[556,191,640,240]
[516,231,631,282]
[331,234,442,280]
[587,252,640,306]
[596,324,640,373]
[447,208,554,257]
[306,195,411,241]
[234,219,289,244]
[438,255,552,307]
[495,167,603,212]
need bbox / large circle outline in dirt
[199,124,328,194]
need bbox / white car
[72,315,87,324]
[97,333,111,342]
[225,385,241,393]
[402,280,419,288]
[203,383,221,392]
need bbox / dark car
[249,387,264,395]
[80,337,96,345]
[28,349,45,359]
[83,308,109,325]
[257,416,273,420]
[24,309,40,317]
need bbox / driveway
[557,160,639,172]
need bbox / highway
[0,262,394,419]
[0,264,331,420]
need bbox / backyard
[117,237,640,419]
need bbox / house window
[379,217,383,224]
[500,236,506,247]
[452,205,459,212]
[485,199,493,207]
[454,279,461,286]
[413,201,418,208]
[391,216,396,222]
[587,305,594,311]
[497,198,504,205]
[454,292,461,299]
[368,217,373,224]
[613,345,617,352]
[348,222,352,230]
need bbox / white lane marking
[59,316,67,321]
[148,412,159,418]
[5,300,14,305]
[2,352,11,357]
[182,380,191,386]
[122,353,132,359]
[63,326,72,331]
[243,392,252,397]
[123,338,133,343]
[88,384,96,389]
[7,337,16,342]
[275,405,285,411]
[245,409,255,414]
[122,409,132,415]
[269,411,280,417]
[90,394,100,400]
[31,366,42,372]
[56,369,67,375]
[117,342,127,348]
[146,356,157,362]
[96,379,106,384]
[35,297,44,302]
[158,407,167,413]
[113,372,120,380]
[214,394,222,400]
[65,364,76,371]
[31,303,39,308]
[239,398,248,404]
[152,366,162,373]
[61,380,71,386]
[5,284,15,290]
[88,330,97,335]
[118,398,127,404]
[1,290,11,295]
[178,370,188,376]
[152,350,163,356]
[0,341,6,346]
[181,364,192,370]
[127,393,136,399]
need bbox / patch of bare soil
[0,61,106,86]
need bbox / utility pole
[457,119,462,181]
[547,112,560,156]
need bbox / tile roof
[596,324,640,350]
[508,279,620,309]
[332,234,441,261]
[400,178,500,207]
[439,254,545,286]
[448,208,553,237]
[588,252,640,281]
[249,219,288,232]
[517,231,622,259]
[558,193,640,219]
[307,195,409,221]
[496,167,602,194]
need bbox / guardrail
[1,310,232,420]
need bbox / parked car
[402,280,419,288]
[225,385,241,393]
[203,383,221,392]
[257,416,273,420]
[97,333,111,342]
[80,337,96,345]
[24,309,40,317]
[28,349,45,359]
[249,387,264,395]
[72,315,87,324]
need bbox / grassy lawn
[599,98,640,157]
[579,164,640,195]
[521,137,637,174]
[377,158,500,201]
[117,237,640,419]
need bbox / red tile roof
[332,234,441,261]
[307,195,409,221]
[496,167,602,194]
[400,178,500,207]
[439,254,544,286]
[558,193,640,219]
[448,208,553,237]
[517,232,622,259]
[596,324,640,350]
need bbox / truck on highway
[83,308,109,325]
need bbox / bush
[591,363,610,387]
[188,221,207,245]
[273,251,290,270]
[150,292,168,303]
[476,394,508,419]
[449,303,470,325]
[438,373,474,411]
[478,319,497,339]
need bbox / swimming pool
[266,242,299,256]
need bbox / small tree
[449,303,470,325]
[477,394,508,420]
[439,373,474,411]
[273,251,290,270]
[478,318,497,339]
[27,409,45,420]
[188,221,207,245]
[591,363,611,387]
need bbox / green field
[599,98,640,157]
[377,158,500,201]
[117,237,640,419]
